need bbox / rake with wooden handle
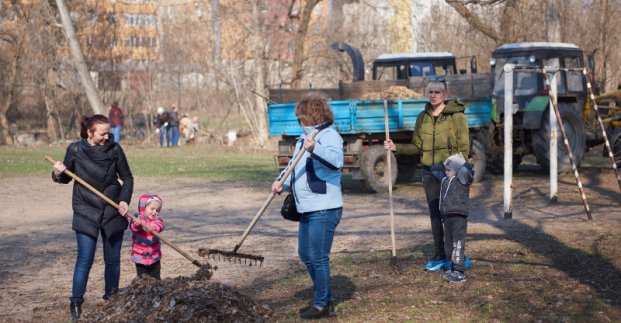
[205,130,320,266]
[44,156,209,270]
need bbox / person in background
[108,102,124,143]
[384,78,471,272]
[154,107,169,148]
[167,105,180,147]
[271,97,343,320]
[179,114,198,143]
[51,115,133,321]
[130,193,165,280]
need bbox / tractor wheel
[532,104,586,172]
[612,128,621,169]
[481,124,522,174]
[396,155,418,182]
[471,138,486,182]
[360,145,397,193]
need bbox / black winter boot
[70,301,81,322]
[102,287,119,301]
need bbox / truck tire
[360,145,397,193]
[532,104,586,172]
[471,138,486,182]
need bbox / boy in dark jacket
[439,153,473,283]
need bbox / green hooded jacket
[396,100,470,167]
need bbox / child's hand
[132,217,142,227]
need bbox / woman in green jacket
[385,78,469,271]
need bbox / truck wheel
[532,104,586,172]
[471,138,486,182]
[360,145,397,193]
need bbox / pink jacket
[130,194,165,266]
[130,215,164,265]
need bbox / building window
[125,36,157,48]
[124,13,157,26]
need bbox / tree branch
[445,0,503,42]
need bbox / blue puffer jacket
[278,124,344,213]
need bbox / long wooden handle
[45,156,203,267]
[384,100,397,265]
[233,130,319,253]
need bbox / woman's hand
[272,181,283,193]
[384,139,396,151]
[118,201,129,216]
[53,161,67,177]
[303,130,318,151]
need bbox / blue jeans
[167,126,179,146]
[298,207,342,308]
[159,126,167,147]
[70,231,124,303]
[110,126,122,143]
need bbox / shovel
[44,156,208,270]
[205,130,319,265]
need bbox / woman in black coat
[52,114,133,321]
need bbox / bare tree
[55,0,104,115]
[290,0,323,88]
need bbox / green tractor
[485,42,595,173]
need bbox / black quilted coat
[52,139,134,238]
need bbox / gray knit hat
[444,153,466,172]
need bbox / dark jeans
[422,169,445,260]
[443,214,467,271]
[70,231,124,303]
[159,126,167,147]
[167,126,179,146]
[136,262,161,280]
[298,207,342,308]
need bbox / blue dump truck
[268,91,492,193]
[267,43,492,193]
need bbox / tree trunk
[546,0,561,42]
[251,0,268,146]
[54,0,104,115]
[0,55,19,145]
[291,0,322,89]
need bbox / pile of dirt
[83,267,271,322]
[360,86,424,101]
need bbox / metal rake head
[198,248,264,267]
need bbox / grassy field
[0,144,276,187]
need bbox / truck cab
[372,52,457,80]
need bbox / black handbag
[281,193,301,222]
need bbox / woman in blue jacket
[272,97,343,320]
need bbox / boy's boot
[69,301,81,322]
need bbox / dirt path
[0,170,619,321]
